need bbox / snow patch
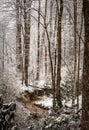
[19,84,35,94]
[34,96,53,108]
[34,80,46,88]
[75,95,82,109]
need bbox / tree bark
[44,0,56,107]
[24,0,31,86]
[72,0,77,105]
[16,0,22,72]
[81,1,89,130]
[77,9,83,109]
[56,0,63,108]
[36,0,41,80]
[44,0,48,77]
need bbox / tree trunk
[56,0,63,108]
[77,9,83,109]
[44,0,48,77]
[72,0,77,105]
[2,25,5,73]
[53,7,57,94]
[45,25,56,108]
[16,0,22,72]
[81,1,89,130]
[36,0,41,80]
[24,0,31,86]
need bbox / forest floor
[26,102,47,115]
[0,83,81,130]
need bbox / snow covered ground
[33,94,82,110]
[34,95,53,109]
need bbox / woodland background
[0,0,89,130]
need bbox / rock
[0,96,16,130]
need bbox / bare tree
[77,8,83,109]
[56,0,63,108]
[16,0,22,72]
[36,0,41,80]
[44,0,48,76]
[2,25,5,72]
[81,0,89,130]
[72,0,77,105]
[23,0,31,86]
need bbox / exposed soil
[22,93,48,116]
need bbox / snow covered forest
[0,0,89,130]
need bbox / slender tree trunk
[53,7,57,91]
[44,0,48,77]
[45,25,56,108]
[36,0,41,80]
[41,30,45,77]
[24,0,31,86]
[81,1,89,130]
[50,0,53,41]
[45,46,47,76]
[56,0,63,108]
[2,26,5,73]
[16,0,22,72]
[72,0,77,105]
[77,9,83,109]
[21,0,24,85]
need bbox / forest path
[26,102,47,116]
[23,94,48,116]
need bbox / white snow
[63,99,72,108]
[19,80,46,94]
[75,95,82,109]
[19,80,82,110]
[62,95,82,109]
[19,84,35,94]
[34,80,46,88]
[34,96,53,108]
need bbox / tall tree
[44,0,48,76]
[24,0,31,86]
[44,16,56,108]
[36,0,41,80]
[16,0,22,71]
[77,9,83,109]
[1,24,6,73]
[72,0,77,105]
[81,0,89,130]
[56,0,63,108]
[43,0,56,107]
[49,0,53,76]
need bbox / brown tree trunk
[45,23,56,107]
[44,0,48,77]
[53,7,57,93]
[72,0,77,106]
[56,0,63,108]
[2,25,5,73]
[16,0,22,72]
[24,0,31,86]
[81,1,89,130]
[36,0,41,80]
